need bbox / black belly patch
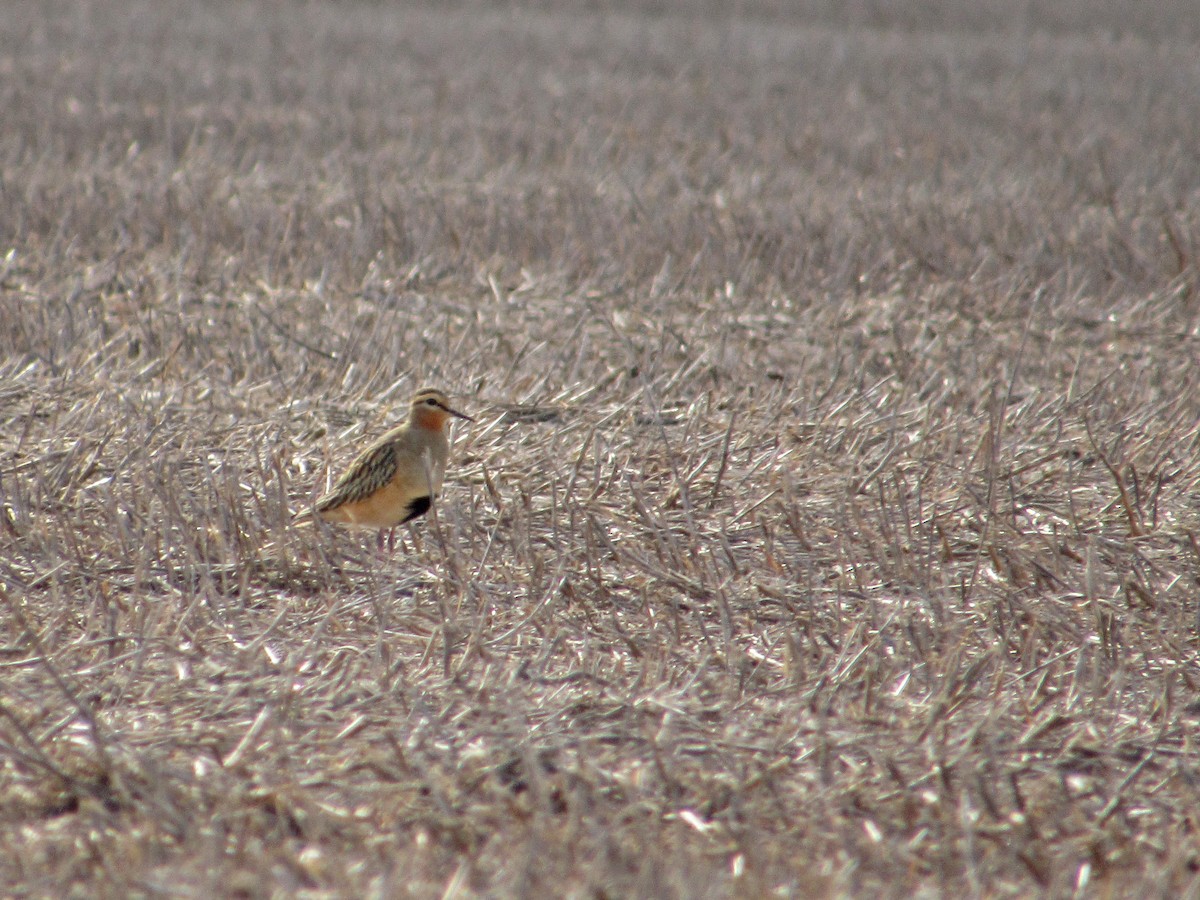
[401,496,432,523]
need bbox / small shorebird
[294,387,473,547]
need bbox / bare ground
[2,1,1200,896]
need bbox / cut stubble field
[3,1,1200,896]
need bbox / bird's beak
[446,405,474,422]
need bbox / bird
[294,387,473,548]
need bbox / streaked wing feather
[316,441,398,513]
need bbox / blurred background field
[2,1,1200,895]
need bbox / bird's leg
[376,529,387,552]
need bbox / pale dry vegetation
[3,1,1200,897]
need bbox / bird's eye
[425,398,438,406]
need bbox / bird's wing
[315,440,398,513]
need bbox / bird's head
[410,387,474,430]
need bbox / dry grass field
[3,0,1200,896]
